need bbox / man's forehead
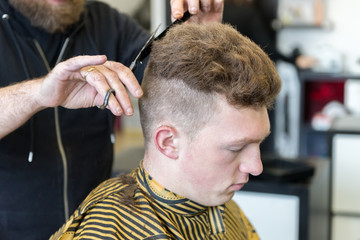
[204,104,270,137]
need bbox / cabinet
[233,190,300,240]
[331,133,360,240]
[233,158,330,240]
[275,70,360,239]
[332,216,360,240]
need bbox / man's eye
[228,147,243,153]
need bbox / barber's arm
[0,55,143,139]
[170,0,224,23]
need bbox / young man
[51,22,281,239]
[0,0,223,238]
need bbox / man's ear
[153,125,179,159]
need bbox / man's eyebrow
[227,131,271,145]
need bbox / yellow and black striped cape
[50,163,259,240]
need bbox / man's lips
[229,182,247,191]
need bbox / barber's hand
[170,0,224,23]
[37,55,143,116]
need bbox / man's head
[9,0,84,33]
[139,22,281,206]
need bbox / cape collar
[136,162,226,235]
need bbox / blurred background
[99,1,360,239]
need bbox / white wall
[97,0,167,33]
[98,0,144,15]
[277,0,360,73]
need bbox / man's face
[9,0,85,33]
[177,98,270,206]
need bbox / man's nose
[238,147,263,176]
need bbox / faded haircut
[139,22,281,146]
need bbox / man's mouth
[229,183,246,191]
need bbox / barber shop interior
[111,1,359,240]
[1,0,360,239]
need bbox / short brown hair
[139,22,281,145]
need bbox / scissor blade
[129,11,192,72]
[129,25,160,71]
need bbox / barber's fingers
[170,0,198,20]
[103,61,143,99]
[186,0,200,14]
[102,61,143,116]
[55,55,142,116]
[211,0,224,12]
[199,0,212,12]
[39,55,108,108]
[61,55,107,73]
[198,0,224,12]
[79,65,122,115]
[170,0,224,22]
[170,0,185,19]
[80,61,143,116]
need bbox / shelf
[299,70,360,81]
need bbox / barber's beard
[9,0,85,33]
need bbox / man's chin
[197,193,235,207]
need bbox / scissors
[129,11,192,72]
[99,11,192,110]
